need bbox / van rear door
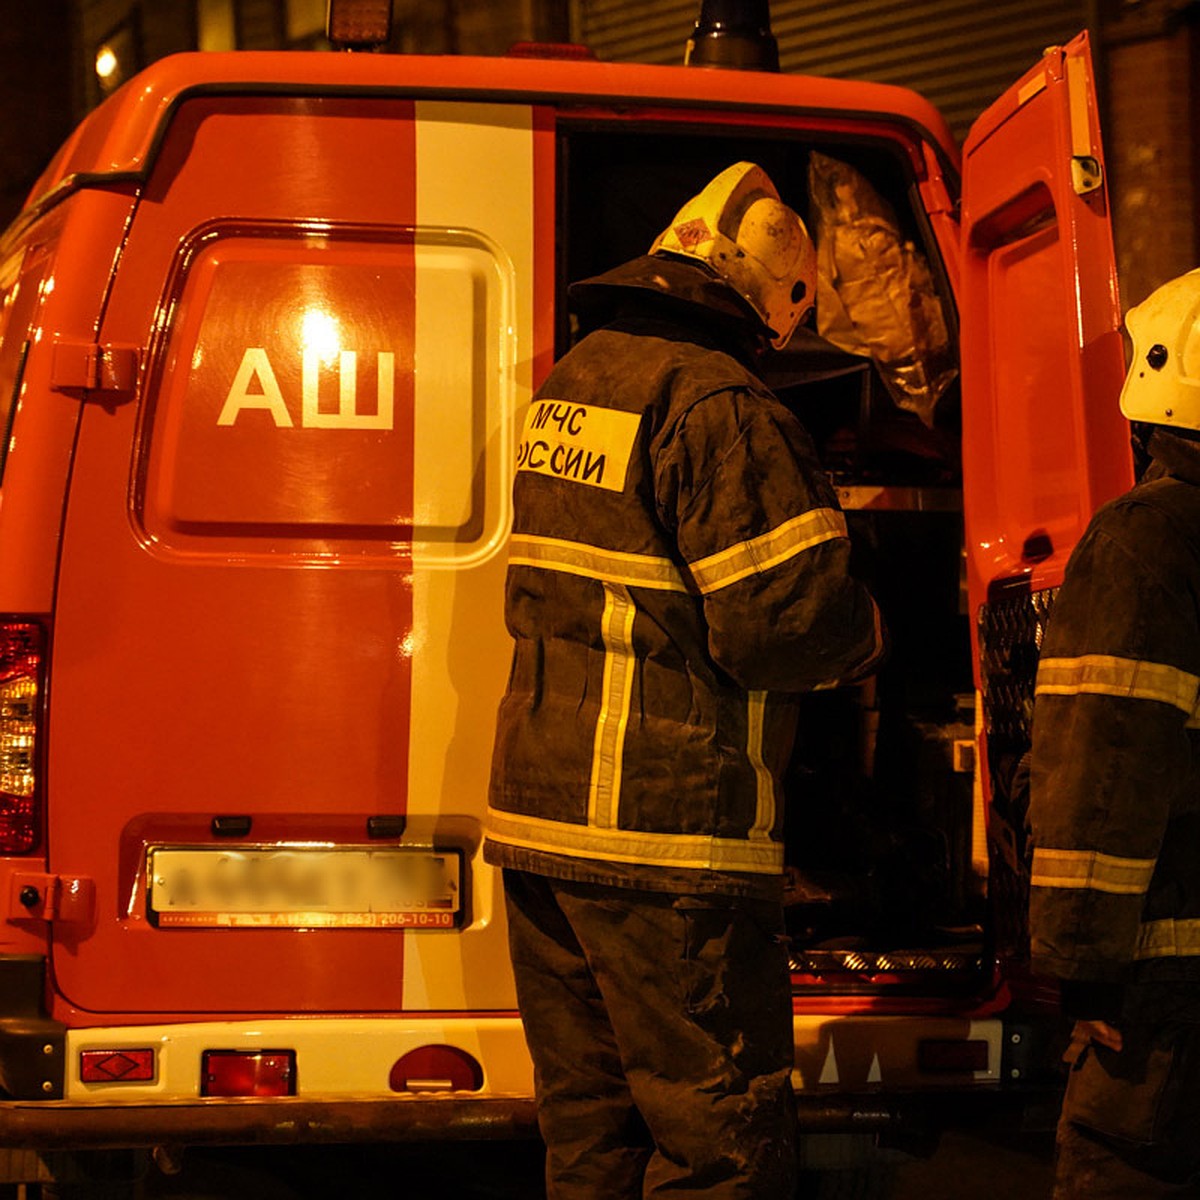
[960,29,1130,604]
[957,32,1132,903]
[47,93,551,1015]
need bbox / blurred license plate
[147,846,461,929]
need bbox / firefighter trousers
[1054,1013,1200,1198]
[502,868,797,1199]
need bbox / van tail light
[0,622,44,854]
[202,1050,295,1097]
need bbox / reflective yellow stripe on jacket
[746,690,775,841]
[1035,654,1200,715]
[1136,919,1200,959]
[1030,847,1156,895]
[484,805,785,872]
[508,534,690,592]
[510,505,847,597]
[689,507,847,593]
[589,583,636,831]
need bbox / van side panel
[0,192,137,960]
[0,193,137,615]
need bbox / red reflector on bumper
[917,1038,990,1074]
[201,1050,295,1097]
[80,1049,155,1083]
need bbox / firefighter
[1029,267,1200,1198]
[485,161,885,1198]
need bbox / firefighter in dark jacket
[1029,267,1200,1198]
[485,161,885,1199]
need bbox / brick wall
[1102,4,1199,307]
[0,0,73,228]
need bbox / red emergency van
[0,15,1129,1195]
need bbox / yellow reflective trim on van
[485,808,784,874]
[747,691,774,839]
[688,508,846,595]
[1136,918,1200,959]
[1035,655,1200,715]
[508,534,690,592]
[1030,847,1156,895]
[588,583,636,830]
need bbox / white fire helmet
[650,161,816,349]
[1119,268,1200,430]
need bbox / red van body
[0,31,1128,1182]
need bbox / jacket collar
[1148,427,1200,487]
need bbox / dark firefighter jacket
[484,265,885,899]
[1029,428,1200,993]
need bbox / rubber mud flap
[0,957,66,1100]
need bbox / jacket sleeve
[653,387,885,692]
[1028,504,1198,982]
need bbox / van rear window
[139,223,512,562]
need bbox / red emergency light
[326,0,393,50]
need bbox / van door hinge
[50,340,140,402]
[8,872,95,924]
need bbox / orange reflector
[917,1039,990,1074]
[201,1050,295,1097]
[80,1049,155,1083]
[389,1045,483,1093]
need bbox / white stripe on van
[404,103,537,1013]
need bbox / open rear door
[958,32,1132,916]
[960,29,1130,603]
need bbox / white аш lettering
[217,347,396,429]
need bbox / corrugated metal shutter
[236,0,287,49]
[573,0,698,63]
[572,0,1091,144]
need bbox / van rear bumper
[0,1094,540,1150]
[0,1089,1025,1153]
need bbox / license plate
[146,846,461,929]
